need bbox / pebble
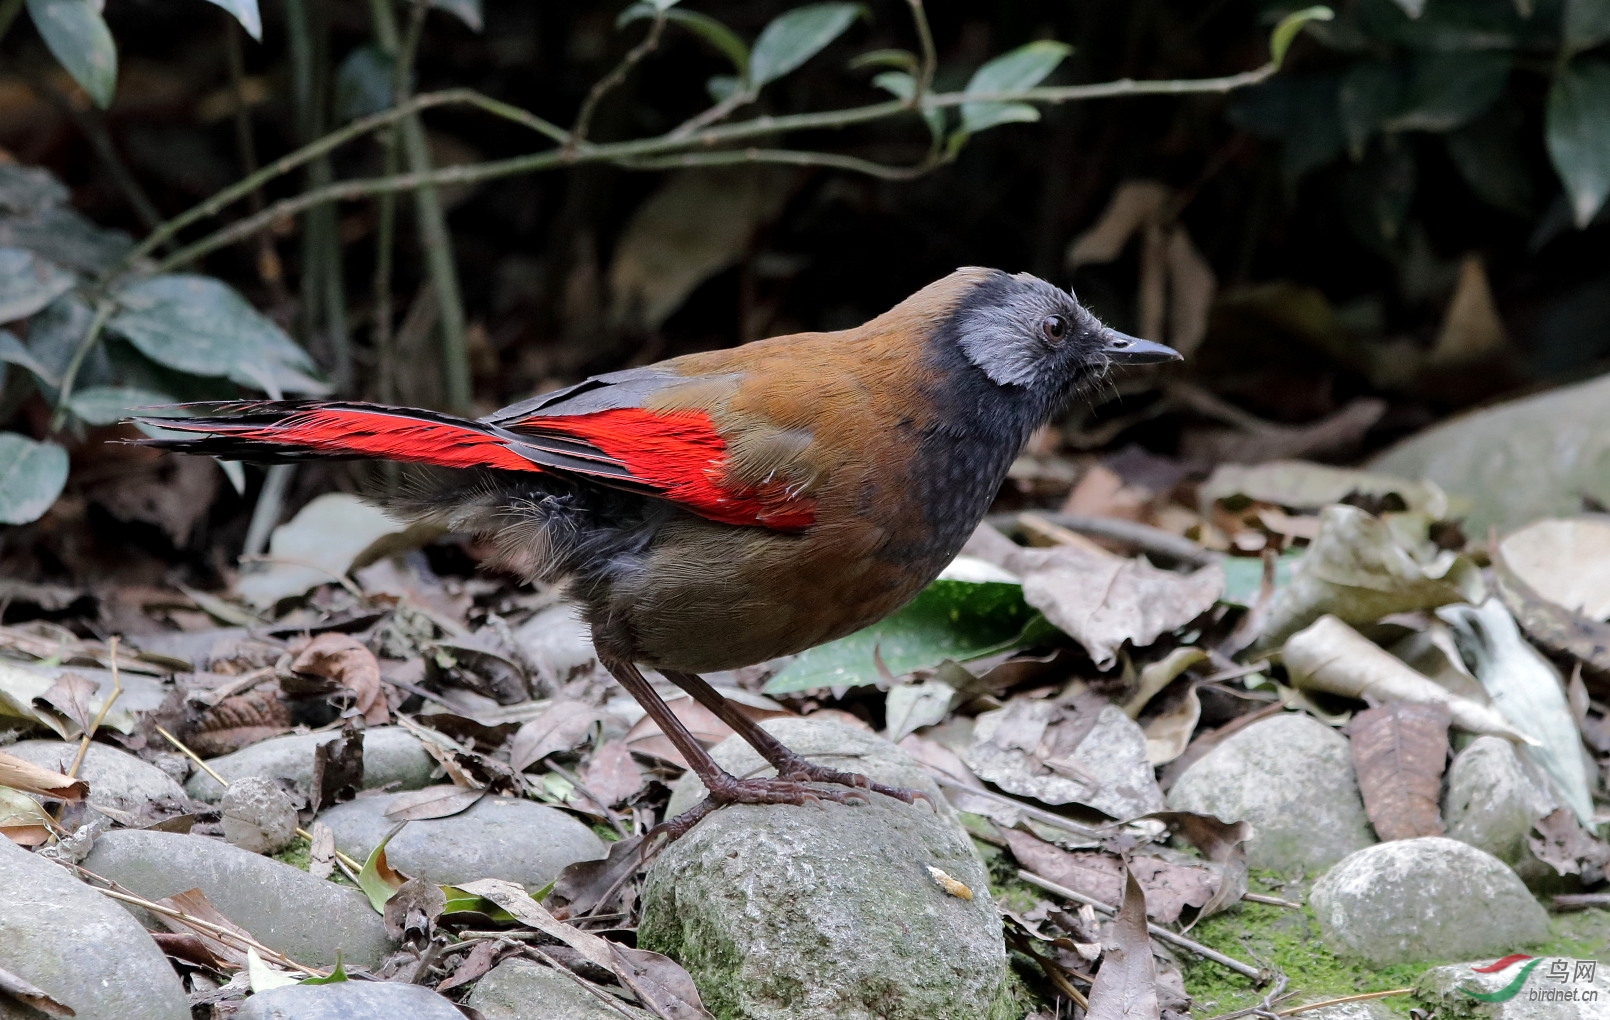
[220,776,300,854]
[1309,837,1550,965]
[1166,713,1375,872]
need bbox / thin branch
[49,297,115,430]
[570,11,667,148]
[619,146,937,180]
[113,88,568,270]
[67,636,121,779]
[1019,869,1269,982]
[137,62,1282,276]
[906,0,937,100]
[668,86,756,140]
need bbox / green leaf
[848,48,917,73]
[872,71,944,140]
[428,0,482,31]
[764,576,1055,695]
[0,329,57,387]
[334,45,397,123]
[67,386,175,426]
[1382,52,1511,133]
[619,5,748,74]
[1565,0,1610,54]
[26,0,117,109]
[440,885,518,921]
[0,247,74,324]
[356,824,409,913]
[0,433,69,525]
[1546,58,1610,228]
[749,2,864,88]
[1269,6,1334,67]
[960,40,1072,136]
[200,0,261,39]
[108,275,328,396]
[299,956,348,985]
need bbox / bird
[136,266,1180,838]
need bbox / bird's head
[943,268,1180,412]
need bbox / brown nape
[599,658,928,841]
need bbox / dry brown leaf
[1165,225,1216,357]
[965,525,1222,671]
[188,686,291,757]
[0,750,88,801]
[307,820,336,881]
[1349,701,1450,841]
[36,671,97,736]
[550,833,647,917]
[0,786,56,845]
[436,938,506,993]
[1141,687,1201,766]
[290,633,389,726]
[1084,863,1160,1020]
[1285,615,1534,743]
[1003,829,1216,925]
[1529,808,1610,881]
[509,700,605,772]
[581,739,645,805]
[384,784,486,821]
[383,875,446,942]
[1428,254,1508,368]
[309,726,364,814]
[154,887,254,969]
[1494,518,1610,678]
[1065,181,1171,267]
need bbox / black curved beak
[1101,329,1182,365]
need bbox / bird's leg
[659,668,930,808]
[599,657,872,841]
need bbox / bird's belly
[605,520,949,674]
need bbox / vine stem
[49,298,116,430]
[143,59,1280,276]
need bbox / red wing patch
[515,408,816,530]
[161,406,543,472]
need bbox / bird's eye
[1041,315,1069,343]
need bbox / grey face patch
[951,270,1096,389]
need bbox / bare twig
[922,766,1105,841]
[67,636,122,779]
[1278,989,1417,1017]
[1019,869,1268,982]
[140,59,1284,276]
[570,11,667,148]
[987,510,1222,568]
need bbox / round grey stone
[185,726,437,803]
[643,718,1012,1020]
[82,829,394,968]
[1310,837,1550,966]
[221,776,300,854]
[316,793,606,891]
[1445,736,1556,865]
[6,739,187,814]
[467,958,654,1020]
[1166,713,1376,872]
[236,981,464,1019]
[0,838,189,1020]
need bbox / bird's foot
[772,755,935,809]
[651,771,872,843]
